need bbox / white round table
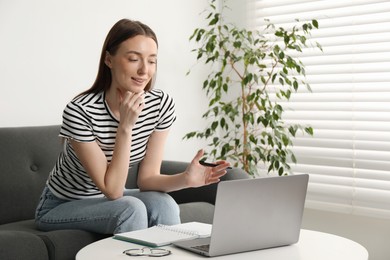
[76,229,368,260]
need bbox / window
[251,0,390,218]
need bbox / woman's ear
[104,51,112,68]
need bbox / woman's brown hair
[77,19,158,97]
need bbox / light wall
[302,208,390,260]
[0,0,209,162]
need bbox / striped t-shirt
[47,89,176,200]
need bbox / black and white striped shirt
[47,89,176,200]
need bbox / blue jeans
[35,186,180,234]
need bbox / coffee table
[76,229,368,259]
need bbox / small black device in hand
[199,160,232,169]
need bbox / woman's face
[106,35,157,94]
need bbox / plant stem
[241,82,249,173]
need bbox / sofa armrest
[161,160,250,205]
[125,160,250,205]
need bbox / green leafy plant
[184,0,322,176]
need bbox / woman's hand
[118,90,145,129]
[185,149,230,188]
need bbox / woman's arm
[137,130,230,192]
[70,126,132,200]
[70,91,144,200]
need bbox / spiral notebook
[113,222,212,247]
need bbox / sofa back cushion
[0,125,62,224]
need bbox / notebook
[173,174,309,257]
[113,221,212,247]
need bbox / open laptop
[173,174,309,257]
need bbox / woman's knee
[114,196,148,219]
[111,196,148,233]
[158,193,180,214]
[140,192,180,225]
[141,192,178,210]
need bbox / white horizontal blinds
[253,0,390,218]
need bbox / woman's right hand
[118,90,145,129]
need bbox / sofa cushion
[0,219,39,233]
[179,202,215,224]
[38,230,107,260]
[0,125,62,224]
[0,219,108,260]
[0,230,49,260]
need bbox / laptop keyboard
[192,244,210,252]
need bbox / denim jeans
[35,186,180,234]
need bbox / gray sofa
[0,125,249,260]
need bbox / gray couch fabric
[0,125,249,260]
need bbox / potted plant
[183,0,322,176]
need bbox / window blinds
[252,0,390,219]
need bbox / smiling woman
[34,18,231,236]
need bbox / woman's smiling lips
[132,77,147,85]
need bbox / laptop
[173,174,309,257]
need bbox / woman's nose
[137,60,148,75]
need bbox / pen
[199,160,232,169]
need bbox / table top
[76,229,368,260]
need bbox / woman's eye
[129,59,138,62]
[149,60,157,64]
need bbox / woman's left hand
[185,149,230,188]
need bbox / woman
[35,19,230,235]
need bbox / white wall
[302,208,390,260]
[0,0,209,162]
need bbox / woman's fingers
[118,91,145,127]
[121,91,144,107]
